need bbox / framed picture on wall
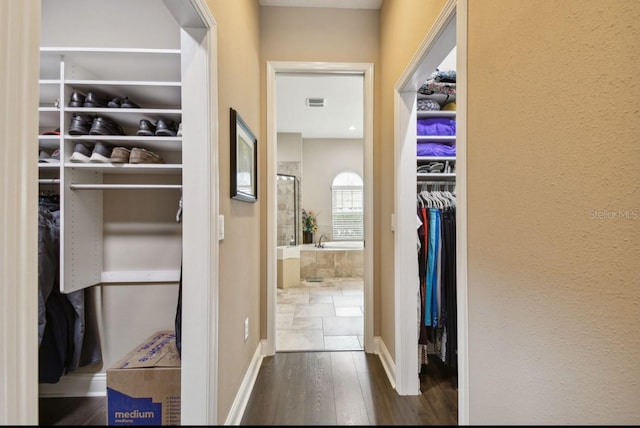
[230,107,257,202]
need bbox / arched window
[331,171,363,240]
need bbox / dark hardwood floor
[241,351,457,425]
[39,351,457,425]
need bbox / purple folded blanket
[417,142,456,157]
[417,117,456,136]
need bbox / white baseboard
[374,336,396,390]
[224,341,265,425]
[39,373,107,397]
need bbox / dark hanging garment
[175,266,182,357]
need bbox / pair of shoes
[89,116,125,135]
[107,96,141,109]
[68,114,95,135]
[39,149,60,163]
[130,147,164,164]
[68,114,125,135]
[136,119,178,137]
[68,91,86,107]
[83,92,109,108]
[110,147,164,164]
[70,142,113,163]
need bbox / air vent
[306,97,325,107]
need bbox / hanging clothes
[38,197,102,383]
[416,187,457,370]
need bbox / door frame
[264,61,375,355]
[393,0,469,423]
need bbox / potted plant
[302,209,318,244]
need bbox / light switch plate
[218,215,224,240]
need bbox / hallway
[276,278,364,351]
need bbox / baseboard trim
[39,373,107,398]
[224,341,265,425]
[374,336,396,390]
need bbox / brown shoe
[110,147,131,163]
[129,147,164,164]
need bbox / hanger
[176,194,183,223]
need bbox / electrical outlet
[244,317,249,341]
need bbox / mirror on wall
[277,173,299,246]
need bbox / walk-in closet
[37,0,217,423]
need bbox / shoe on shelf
[89,142,113,163]
[68,114,94,135]
[137,119,156,136]
[69,142,93,163]
[110,146,131,163]
[89,116,125,135]
[155,119,177,137]
[129,147,164,164]
[68,91,86,107]
[83,92,109,108]
[39,149,60,163]
[108,96,141,109]
[177,122,183,137]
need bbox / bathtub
[300,241,364,279]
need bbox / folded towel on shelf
[417,142,456,157]
[417,117,456,136]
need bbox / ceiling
[277,73,364,139]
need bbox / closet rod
[38,178,60,184]
[69,184,182,190]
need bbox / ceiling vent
[306,97,325,107]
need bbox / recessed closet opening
[393,0,468,423]
[36,0,218,424]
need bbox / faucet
[316,234,328,248]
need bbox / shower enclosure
[276,173,300,246]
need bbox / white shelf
[417,110,456,118]
[417,156,456,162]
[417,136,456,144]
[417,173,456,181]
[64,163,182,175]
[69,183,182,190]
[101,270,181,284]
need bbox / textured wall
[466,0,640,424]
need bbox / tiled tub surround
[299,241,364,281]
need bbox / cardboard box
[107,331,181,425]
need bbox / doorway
[266,62,374,356]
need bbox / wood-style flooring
[39,351,457,425]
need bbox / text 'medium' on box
[107,331,181,425]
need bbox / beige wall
[259,5,379,337]
[302,137,364,239]
[206,0,261,424]
[465,0,640,423]
[381,0,639,423]
[379,0,448,365]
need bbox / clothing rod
[38,179,60,184]
[69,184,182,190]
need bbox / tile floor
[276,277,364,351]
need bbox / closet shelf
[417,156,456,162]
[417,111,456,118]
[69,183,182,190]
[64,136,182,152]
[417,173,456,181]
[101,270,181,284]
[64,163,182,175]
[417,136,456,144]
